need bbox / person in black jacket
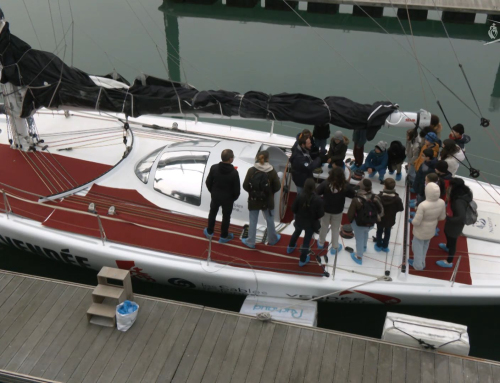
[313,123,330,155]
[375,178,404,252]
[387,140,406,182]
[287,178,325,266]
[290,135,322,195]
[291,129,320,159]
[316,168,355,263]
[436,178,473,268]
[241,150,282,249]
[204,149,241,243]
[327,131,349,167]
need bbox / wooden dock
[1,270,499,383]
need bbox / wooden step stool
[87,266,134,327]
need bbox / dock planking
[0,270,500,383]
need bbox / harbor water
[1,0,500,361]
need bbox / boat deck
[1,269,499,383]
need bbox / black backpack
[355,196,379,227]
[249,170,271,201]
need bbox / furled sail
[0,19,398,133]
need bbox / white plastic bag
[116,300,139,331]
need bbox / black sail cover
[0,21,397,132]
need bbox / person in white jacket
[440,139,465,177]
[409,183,446,270]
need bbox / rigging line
[57,0,67,47]
[35,151,74,189]
[281,1,395,104]
[22,0,42,50]
[404,1,428,111]
[38,150,75,188]
[54,136,122,149]
[44,132,122,146]
[43,148,78,185]
[32,152,66,191]
[67,0,75,66]
[18,152,54,194]
[48,0,58,49]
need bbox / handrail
[2,190,11,217]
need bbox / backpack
[465,200,478,225]
[249,170,271,202]
[355,196,379,227]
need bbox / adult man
[241,150,282,249]
[290,136,322,195]
[204,149,241,243]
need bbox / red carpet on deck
[408,195,472,285]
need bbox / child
[405,128,421,184]
[327,131,349,167]
[435,160,453,199]
[375,178,404,252]
[430,114,443,139]
[409,183,446,271]
[287,178,325,267]
[414,132,440,171]
[387,140,406,182]
[347,179,384,265]
[410,148,437,207]
[358,141,389,183]
[449,124,471,150]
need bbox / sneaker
[409,200,416,209]
[324,254,329,263]
[410,212,416,218]
[410,188,415,194]
[241,238,255,249]
[395,173,402,181]
[287,245,297,254]
[299,255,310,267]
[330,244,342,255]
[204,228,214,240]
[351,253,362,265]
[382,247,390,253]
[317,242,325,250]
[435,229,440,237]
[408,259,414,268]
[408,218,413,224]
[268,234,281,246]
[219,233,234,244]
[374,245,383,252]
[436,260,453,268]
[438,243,449,252]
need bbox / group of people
[203,115,473,269]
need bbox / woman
[316,168,355,263]
[405,128,421,184]
[440,139,465,176]
[436,178,472,268]
[347,179,384,265]
[287,178,325,267]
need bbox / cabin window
[153,151,210,206]
[134,147,164,184]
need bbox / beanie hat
[452,124,465,135]
[425,132,438,143]
[375,140,388,152]
[436,160,449,173]
[423,148,434,159]
[333,131,344,140]
[360,178,372,191]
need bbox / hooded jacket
[206,162,241,202]
[292,192,325,230]
[327,136,349,163]
[377,189,404,228]
[414,142,440,171]
[347,190,384,225]
[406,135,422,165]
[243,163,281,211]
[413,158,438,197]
[443,148,465,176]
[292,133,320,159]
[363,149,388,172]
[444,185,473,238]
[290,146,322,188]
[316,181,356,214]
[438,170,453,198]
[411,183,446,240]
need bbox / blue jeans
[296,186,303,196]
[289,224,314,262]
[407,164,416,184]
[352,221,371,258]
[247,209,278,247]
[316,138,327,154]
[412,236,430,270]
[376,224,391,248]
[359,164,386,180]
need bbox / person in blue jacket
[358,141,389,183]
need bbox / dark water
[2,245,500,361]
[2,0,500,361]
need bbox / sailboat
[0,7,499,305]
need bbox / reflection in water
[490,62,500,112]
